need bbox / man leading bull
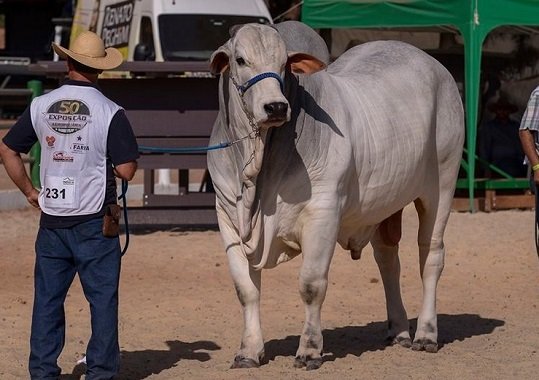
[0,31,138,380]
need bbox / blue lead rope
[138,141,231,154]
[118,179,129,256]
[123,138,246,247]
[127,119,259,246]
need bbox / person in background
[479,97,526,178]
[0,31,139,380]
[520,85,539,189]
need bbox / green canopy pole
[460,0,491,213]
[27,80,42,189]
[462,34,482,212]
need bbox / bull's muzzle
[264,102,288,121]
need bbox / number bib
[42,175,77,208]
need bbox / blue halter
[234,72,284,96]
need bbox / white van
[70,0,273,62]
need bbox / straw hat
[52,31,123,70]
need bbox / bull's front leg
[227,246,264,368]
[295,223,337,370]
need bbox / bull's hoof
[386,335,412,348]
[306,358,323,371]
[411,339,438,353]
[230,355,260,369]
[294,356,323,370]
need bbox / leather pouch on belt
[103,204,121,237]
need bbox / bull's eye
[236,57,246,66]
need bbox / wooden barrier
[453,178,534,212]
[0,88,32,118]
[99,75,220,228]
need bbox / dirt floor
[0,198,538,379]
[1,123,538,378]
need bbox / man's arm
[520,129,539,184]
[114,161,137,181]
[108,110,139,182]
[0,141,39,208]
[520,88,539,184]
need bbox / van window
[134,16,155,61]
[158,14,270,61]
[140,17,154,49]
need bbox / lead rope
[118,179,129,256]
[230,75,260,138]
[122,116,259,255]
[123,72,279,251]
[138,132,256,153]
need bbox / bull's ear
[210,45,231,75]
[287,52,326,74]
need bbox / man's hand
[533,168,539,186]
[26,188,40,209]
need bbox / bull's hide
[207,22,464,370]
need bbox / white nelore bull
[207,23,464,370]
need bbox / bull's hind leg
[371,210,412,348]
[227,246,264,368]
[412,188,453,353]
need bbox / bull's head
[210,23,326,130]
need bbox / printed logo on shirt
[63,177,75,186]
[70,135,90,154]
[45,99,91,134]
[52,151,74,162]
[45,136,55,148]
[71,142,90,154]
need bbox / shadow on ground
[263,313,504,364]
[58,314,503,376]
[59,339,221,380]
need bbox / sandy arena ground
[0,191,538,380]
[0,123,538,378]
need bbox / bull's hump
[328,40,431,77]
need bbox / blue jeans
[29,218,121,380]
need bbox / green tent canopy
[302,0,539,211]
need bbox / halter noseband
[233,72,285,96]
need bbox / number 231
[45,187,66,199]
